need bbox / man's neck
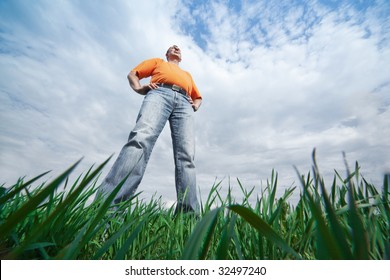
[168,59,180,65]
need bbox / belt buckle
[172,84,181,92]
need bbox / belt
[157,83,188,96]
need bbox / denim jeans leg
[98,89,172,204]
[169,94,199,214]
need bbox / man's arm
[190,97,202,112]
[127,71,158,95]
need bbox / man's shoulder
[149,57,164,63]
[139,57,164,64]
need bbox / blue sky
[1,0,389,206]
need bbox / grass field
[1,151,389,260]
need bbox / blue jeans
[98,87,199,213]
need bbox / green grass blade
[383,174,390,260]
[114,220,147,260]
[0,171,51,206]
[343,152,369,259]
[181,208,221,260]
[232,228,244,260]
[268,187,295,226]
[24,242,56,252]
[229,204,301,259]
[0,160,81,238]
[4,157,111,259]
[60,178,128,259]
[202,179,222,213]
[54,223,89,259]
[93,223,138,259]
[295,164,345,259]
[312,153,353,259]
[268,170,278,216]
[216,214,237,260]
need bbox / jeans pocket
[185,95,192,104]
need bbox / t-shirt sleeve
[132,58,162,79]
[189,74,202,100]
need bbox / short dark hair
[165,45,180,60]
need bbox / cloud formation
[1,0,389,205]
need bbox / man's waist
[157,83,188,96]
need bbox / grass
[0,150,389,260]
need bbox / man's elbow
[127,71,133,81]
[127,71,137,81]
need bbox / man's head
[165,45,182,62]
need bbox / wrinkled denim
[97,87,199,213]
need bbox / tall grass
[0,151,389,260]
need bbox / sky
[1,0,389,206]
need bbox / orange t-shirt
[132,58,202,101]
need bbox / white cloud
[177,0,390,195]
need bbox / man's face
[166,45,182,61]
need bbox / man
[97,45,202,214]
